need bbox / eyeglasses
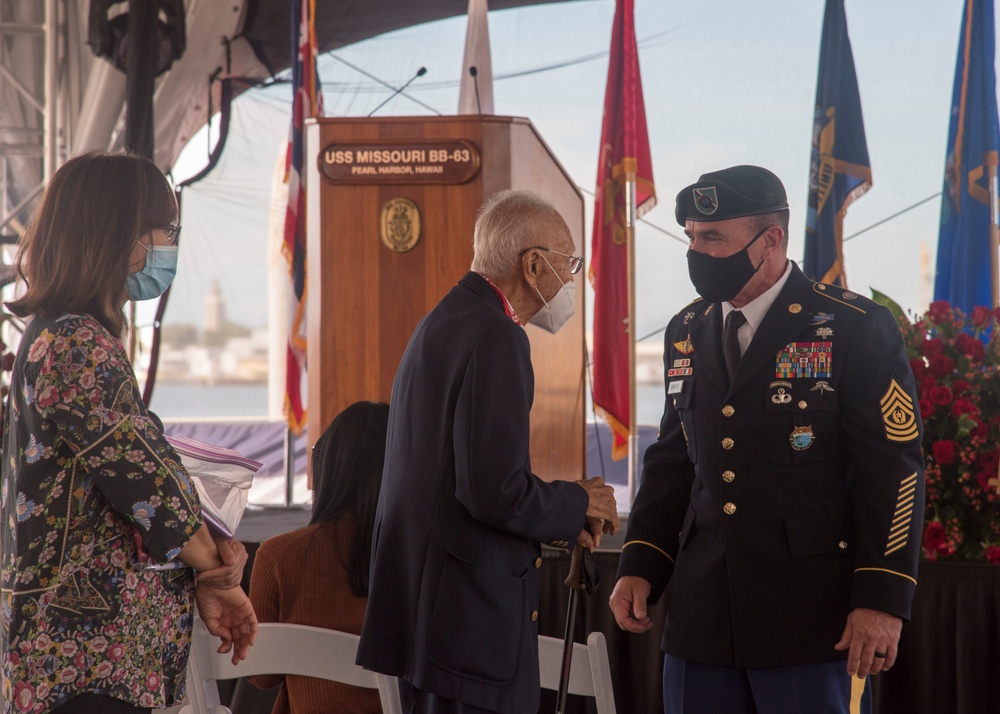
[154,224,182,245]
[521,245,584,275]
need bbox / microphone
[368,67,427,116]
[469,66,482,114]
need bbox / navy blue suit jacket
[356,272,588,713]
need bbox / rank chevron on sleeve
[885,472,918,556]
[879,379,919,442]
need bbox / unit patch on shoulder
[880,379,919,442]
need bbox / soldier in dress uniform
[609,165,925,714]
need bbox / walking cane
[556,543,599,714]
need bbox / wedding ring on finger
[873,651,887,658]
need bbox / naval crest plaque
[380,198,421,253]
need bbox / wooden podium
[304,116,585,483]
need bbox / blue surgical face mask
[126,244,178,301]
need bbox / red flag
[283,0,323,434]
[589,0,655,461]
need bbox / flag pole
[988,150,999,307]
[625,164,638,506]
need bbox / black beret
[675,165,788,226]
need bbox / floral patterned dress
[1,314,204,713]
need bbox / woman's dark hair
[6,150,177,337]
[310,400,390,597]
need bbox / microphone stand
[469,65,482,114]
[368,66,427,117]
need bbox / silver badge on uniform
[769,380,793,405]
[772,388,792,404]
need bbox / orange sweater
[248,519,382,714]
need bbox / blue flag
[934,0,1000,314]
[804,0,872,287]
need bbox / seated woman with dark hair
[249,401,389,714]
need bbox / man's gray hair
[471,189,566,278]
[749,209,790,249]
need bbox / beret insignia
[693,187,718,215]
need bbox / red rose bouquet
[897,300,1000,563]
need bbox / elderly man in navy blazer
[357,189,619,714]
[610,165,925,714]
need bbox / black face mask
[686,225,768,303]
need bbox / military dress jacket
[617,263,925,669]
[356,272,588,714]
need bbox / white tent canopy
[0,0,573,237]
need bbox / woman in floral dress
[1,151,258,713]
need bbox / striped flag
[283,0,323,434]
[934,0,1000,314]
[589,0,656,461]
[803,0,871,288]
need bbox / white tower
[203,279,226,333]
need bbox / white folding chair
[180,618,402,714]
[538,631,617,714]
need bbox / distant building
[154,327,269,384]
[203,280,225,333]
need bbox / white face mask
[529,254,577,334]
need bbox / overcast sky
[159,0,989,346]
